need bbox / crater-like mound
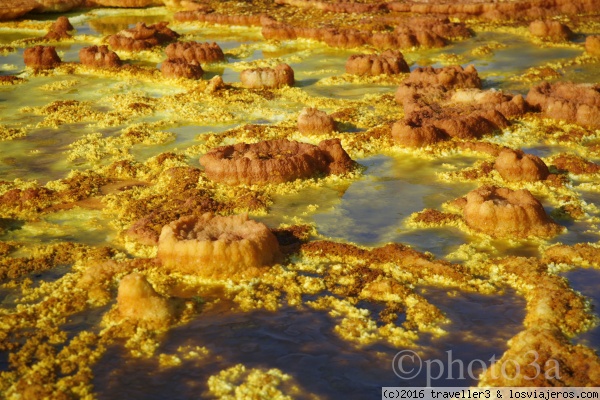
[297,108,336,134]
[157,213,280,279]
[165,41,225,64]
[23,45,61,69]
[529,20,573,41]
[116,272,175,327]
[107,22,179,51]
[161,58,204,79]
[494,148,550,182]
[345,50,409,76]
[199,138,355,185]
[526,81,600,128]
[79,45,122,68]
[240,63,294,89]
[463,185,562,238]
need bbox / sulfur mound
[161,58,203,79]
[23,45,61,69]
[345,50,409,76]
[586,35,600,56]
[116,273,175,327]
[297,108,336,134]
[44,16,74,40]
[79,45,122,68]
[240,63,294,89]
[462,185,562,238]
[199,138,355,185]
[165,41,225,64]
[157,213,280,279]
[107,22,179,52]
[494,148,550,182]
[529,20,573,41]
[526,82,600,128]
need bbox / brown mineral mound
[463,185,562,238]
[200,138,355,185]
[526,82,600,128]
[585,35,600,56]
[550,153,600,174]
[345,50,409,76]
[395,65,482,105]
[275,0,386,13]
[23,45,61,70]
[529,19,573,41]
[393,105,507,147]
[157,213,280,279]
[0,0,38,21]
[240,63,294,89]
[261,17,468,50]
[174,11,264,26]
[165,41,225,64]
[392,67,526,148]
[494,148,550,182]
[116,272,175,327]
[450,89,528,118]
[79,45,122,68]
[107,22,179,51]
[391,121,449,147]
[89,0,162,7]
[297,108,336,134]
[44,16,74,40]
[161,58,203,79]
[386,0,597,20]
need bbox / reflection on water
[563,269,600,353]
[93,288,524,399]
[312,155,477,255]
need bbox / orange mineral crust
[157,213,280,279]
[462,186,563,238]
